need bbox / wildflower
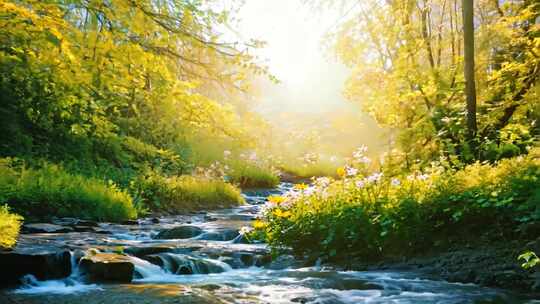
[358,156,371,165]
[355,180,365,189]
[417,174,429,181]
[239,226,253,235]
[303,186,315,196]
[314,177,330,187]
[273,209,292,218]
[223,150,231,158]
[253,220,266,229]
[346,166,358,177]
[391,178,401,186]
[407,174,416,181]
[268,195,286,205]
[337,167,346,177]
[294,183,308,191]
[249,151,257,161]
[355,145,368,155]
[367,172,383,183]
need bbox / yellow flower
[336,167,346,177]
[294,183,308,191]
[273,209,292,218]
[253,220,266,229]
[268,195,286,204]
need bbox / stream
[1,183,537,304]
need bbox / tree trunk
[462,0,477,140]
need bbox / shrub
[259,148,540,260]
[135,171,245,213]
[0,158,137,222]
[0,205,23,249]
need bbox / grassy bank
[227,160,280,188]
[0,159,137,222]
[258,149,540,260]
[135,171,245,213]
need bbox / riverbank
[331,237,540,296]
[1,183,535,303]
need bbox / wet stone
[22,223,74,234]
[0,249,71,286]
[80,253,134,283]
[154,225,204,239]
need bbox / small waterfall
[128,255,168,278]
[14,251,101,295]
[158,253,232,275]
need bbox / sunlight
[0,0,538,302]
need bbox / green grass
[0,159,137,222]
[260,149,540,260]
[0,205,22,249]
[227,160,280,188]
[135,171,245,213]
[280,160,342,179]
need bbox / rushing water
[6,183,538,303]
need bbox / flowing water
[3,183,538,303]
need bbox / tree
[462,0,477,141]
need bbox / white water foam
[13,274,101,295]
[14,253,101,295]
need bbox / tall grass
[0,159,137,222]
[280,160,341,179]
[227,160,280,188]
[135,171,245,213]
[0,205,22,249]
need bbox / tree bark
[462,0,477,140]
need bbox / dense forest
[0,0,539,302]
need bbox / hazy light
[238,0,349,113]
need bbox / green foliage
[0,204,23,249]
[133,170,245,213]
[518,251,540,269]
[260,149,540,260]
[0,158,136,222]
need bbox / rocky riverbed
[1,183,539,303]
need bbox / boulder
[51,217,99,227]
[0,250,71,286]
[154,225,204,239]
[22,223,74,234]
[79,252,134,283]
